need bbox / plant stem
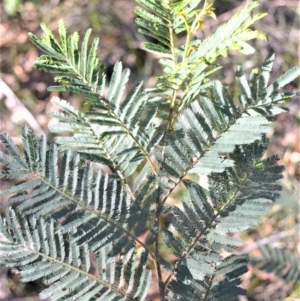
[167,106,174,132]
[203,274,215,301]
[155,257,165,301]
[154,199,165,300]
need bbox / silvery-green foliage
[0,1,299,300]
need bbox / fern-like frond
[205,255,248,301]
[0,208,151,300]
[48,92,159,180]
[163,137,284,297]
[29,22,159,179]
[176,1,267,105]
[166,55,299,177]
[136,0,266,112]
[251,246,300,283]
[0,128,154,259]
[167,255,248,301]
[181,137,282,248]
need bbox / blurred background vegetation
[0,0,299,300]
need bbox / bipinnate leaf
[0,209,151,301]
[0,127,155,264]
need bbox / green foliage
[0,208,151,300]
[1,1,300,300]
[135,0,268,127]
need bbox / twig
[0,78,45,136]
[153,203,165,300]
[236,228,296,255]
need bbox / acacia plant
[0,1,299,300]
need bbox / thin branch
[0,78,45,136]
[154,217,165,301]
[236,228,296,255]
